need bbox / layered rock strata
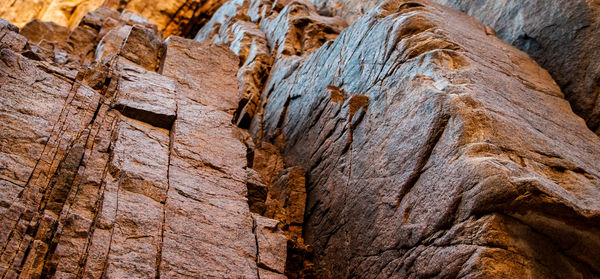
[0,8,292,278]
[0,0,599,278]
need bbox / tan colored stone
[253,214,287,274]
[161,36,240,111]
[112,60,177,129]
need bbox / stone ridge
[0,7,297,279]
[312,0,600,135]
[431,0,600,135]
[0,0,599,278]
[221,0,599,277]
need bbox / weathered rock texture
[1,0,600,278]
[0,0,228,36]
[0,8,290,278]
[314,0,600,135]
[244,0,600,277]
[196,0,347,130]
[431,0,600,135]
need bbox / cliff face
[313,0,600,135]
[0,0,599,278]
[0,8,295,278]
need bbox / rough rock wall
[1,0,600,278]
[429,0,600,135]
[0,0,228,36]
[0,8,293,278]
[196,0,600,277]
[313,0,600,135]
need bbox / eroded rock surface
[1,0,600,278]
[196,0,347,130]
[0,9,288,279]
[432,0,600,135]
[246,0,600,277]
[314,0,600,135]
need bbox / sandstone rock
[91,11,164,67]
[1,7,274,277]
[111,59,177,129]
[197,0,274,126]
[0,19,27,52]
[247,168,269,214]
[1,1,600,278]
[94,24,130,62]
[103,116,169,278]
[20,19,71,44]
[264,167,306,240]
[259,268,288,279]
[157,35,263,278]
[65,24,100,63]
[260,0,347,59]
[253,214,287,274]
[250,0,600,277]
[0,48,81,188]
[161,36,240,111]
[119,24,163,71]
[196,0,347,127]
[0,45,102,278]
[252,142,285,185]
[79,6,120,31]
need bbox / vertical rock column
[0,8,292,277]
[158,36,260,278]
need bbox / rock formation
[313,0,600,135]
[1,0,599,278]
[0,8,292,278]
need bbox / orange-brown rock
[1,0,600,278]
[0,0,228,37]
[0,9,288,278]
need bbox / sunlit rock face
[0,0,599,278]
[312,0,600,135]
[0,0,229,36]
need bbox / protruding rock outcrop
[313,0,600,135]
[1,0,599,278]
[0,8,290,278]
[242,0,600,277]
[431,0,600,135]
[196,0,347,131]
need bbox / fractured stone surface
[247,0,600,277]
[0,0,599,278]
[0,8,287,279]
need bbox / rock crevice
[1,0,600,278]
